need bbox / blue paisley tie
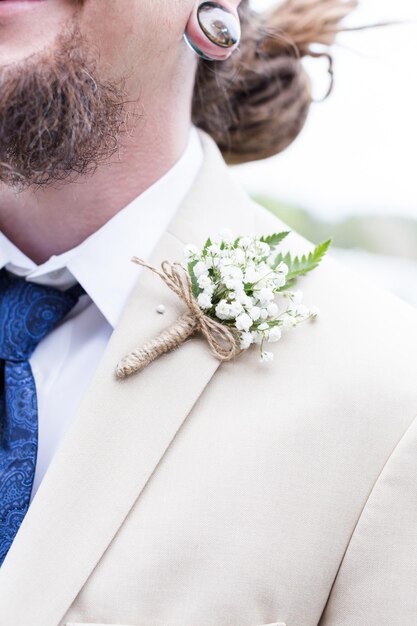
[0,268,84,566]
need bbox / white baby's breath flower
[208,244,221,256]
[244,267,259,284]
[276,262,289,276]
[258,322,270,331]
[240,332,253,350]
[259,351,274,364]
[225,278,242,291]
[204,286,215,299]
[193,261,208,278]
[197,274,212,289]
[197,292,212,310]
[258,288,275,305]
[184,244,198,260]
[257,242,270,257]
[273,273,287,289]
[282,315,297,328]
[229,301,244,318]
[233,248,246,265]
[249,306,261,321]
[233,291,253,307]
[260,308,269,320]
[223,268,243,290]
[252,331,263,345]
[262,261,274,275]
[238,236,252,249]
[268,327,282,342]
[215,300,232,320]
[205,256,219,269]
[236,313,253,332]
[227,266,244,280]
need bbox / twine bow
[116,257,241,378]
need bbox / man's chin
[0,24,129,190]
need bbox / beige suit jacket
[1,132,417,626]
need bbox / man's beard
[0,26,130,189]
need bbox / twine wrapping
[116,257,241,379]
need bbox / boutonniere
[116,230,330,378]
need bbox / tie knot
[0,269,83,361]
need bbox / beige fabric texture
[1,132,417,626]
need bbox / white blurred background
[233,0,417,305]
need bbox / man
[0,1,416,625]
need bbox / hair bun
[192,0,357,164]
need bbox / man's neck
[0,107,192,265]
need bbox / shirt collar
[0,126,203,328]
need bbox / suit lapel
[0,132,256,626]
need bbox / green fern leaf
[203,237,212,252]
[272,250,291,270]
[260,231,290,249]
[188,261,200,298]
[275,239,331,285]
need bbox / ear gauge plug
[197,2,240,48]
[184,1,241,62]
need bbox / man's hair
[192,0,357,164]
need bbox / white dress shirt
[0,126,203,501]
